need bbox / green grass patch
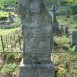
[0,11,14,18]
[0,27,21,35]
[52,52,77,77]
[0,0,18,5]
[57,15,77,31]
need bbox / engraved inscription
[24,35,51,53]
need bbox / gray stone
[20,60,55,77]
[71,31,77,45]
[61,25,69,36]
[18,0,55,77]
[73,45,77,52]
[72,15,77,20]
[52,6,59,32]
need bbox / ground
[52,52,77,77]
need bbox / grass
[57,15,77,31]
[0,11,14,18]
[54,35,70,45]
[0,0,18,5]
[0,27,21,35]
[53,35,71,52]
[67,0,77,3]
[52,52,77,77]
[53,13,77,76]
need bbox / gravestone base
[19,59,55,77]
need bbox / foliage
[0,0,18,5]
[70,5,77,15]
[53,35,73,53]
[0,6,5,10]
[54,35,70,46]
[60,36,70,43]
[6,53,21,61]
[0,11,14,18]
[52,52,77,77]
[0,28,20,35]
[57,16,77,29]
[0,11,9,17]
[59,8,66,15]
[1,63,16,74]
[57,68,66,77]
[60,1,69,6]
[65,14,70,18]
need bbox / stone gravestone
[18,0,55,77]
[73,45,77,52]
[61,25,69,36]
[52,6,59,33]
[71,31,77,45]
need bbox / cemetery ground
[0,16,77,77]
[52,35,77,77]
[57,15,77,31]
[0,27,22,77]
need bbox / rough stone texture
[71,31,77,45]
[18,0,55,77]
[20,60,55,77]
[52,6,59,32]
[61,25,69,36]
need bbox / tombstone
[61,25,69,36]
[71,31,77,45]
[18,0,55,77]
[9,12,14,23]
[73,45,77,52]
[73,15,77,20]
[52,6,59,33]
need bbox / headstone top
[71,31,77,45]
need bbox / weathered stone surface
[19,0,53,64]
[71,31,77,45]
[20,60,55,77]
[18,0,55,77]
[52,6,59,32]
[61,25,69,36]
